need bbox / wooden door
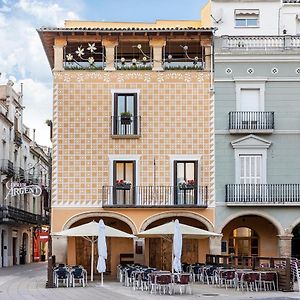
[75,237,111,274]
[149,238,162,269]
[182,239,198,264]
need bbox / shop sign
[5,182,42,200]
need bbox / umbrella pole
[91,239,94,282]
[101,272,103,286]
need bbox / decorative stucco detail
[231,134,272,149]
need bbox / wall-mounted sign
[5,182,42,200]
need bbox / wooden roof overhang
[37,27,214,69]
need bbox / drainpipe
[278,5,283,35]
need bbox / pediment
[231,134,271,149]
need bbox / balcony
[0,205,50,225]
[19,167,25,179]
[111,116,141,138]
[229,112,274,134]
[102,185,208,208]
[219,36,300,52]
[225,184,300,205]
[14,131,22,147]
[0,159,14,176]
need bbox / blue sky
[0,0,207,146]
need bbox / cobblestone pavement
[0,263,299,300]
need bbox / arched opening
[222,215,279,257]
[229,227,259,257]
[292,224,300,259]
[144,216,209,271]
[67,216,134,277]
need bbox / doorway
[292,224,300,259]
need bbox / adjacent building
[38,20,216,275]
[0,81,51,267]
[201,0,300,258]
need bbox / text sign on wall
[5,182,42,200]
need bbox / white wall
[281,4,300,35]
[211,0,281,36]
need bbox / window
[239,154,262,184]
[229,227,259,256]
[174,160,198,205]
[235,9,259,28]
[112,93,139,136]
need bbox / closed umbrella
[97,219,107,286]
[172,219,182,273]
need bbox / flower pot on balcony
[179,185,195,190]
[120,116,132,125]
[115,184,131,190]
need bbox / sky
[0,0,207,146]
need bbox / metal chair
[70,267,86,287]
[173,273,193,294]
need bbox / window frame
[234,9,260,28]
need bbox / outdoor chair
[259,272,276,291]
[204,266,218,285]
[294,261,300,294]
[241,272,260,292]
[54,267,70,288]
[192,265,204,283]
[70,267,86,287]
[173,273,193,295]
[156,273,173,295]
[218,270,236,289]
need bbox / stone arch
[62,211,138,234]
[217,210,284,236]
[286,217,300,235]
[139,211,214,232]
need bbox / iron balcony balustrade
[0,205,50,225]
[111,116,141,137]
[102,185,208,208]
[225,184,300,205]
[228,111,274,134]
[0,159,14,176]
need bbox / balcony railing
[221,35,300,51]
[0,159,14,176]
[226,184,300,205]
[229,112,274,133]
[0,205,50,225]
[112,116,141,136]
[102,185,208,207]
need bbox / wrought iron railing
[229,112,274,131]
[0,159,14,176]
[225,184,300,204]
[0,205,50,225]
[102,185,208,207]
[111,116,141,136]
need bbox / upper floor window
[235,9,259,28]
[112,93,139,136]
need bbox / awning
[235,9,259,15]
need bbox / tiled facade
[53,71,214,208]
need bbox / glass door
[174,161,198,205]
[113,161,135,205]
[114,94,137,135]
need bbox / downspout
[278,4,283,35]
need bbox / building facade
[38,20,217,275]
[201,0,300,258]
[0,81,51,267]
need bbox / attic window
[235,9,259,27]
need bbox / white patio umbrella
[138,220,221,271]
[97,219,107,286]
[52,220,135,281]
[172,219,182,273]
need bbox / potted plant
[178,179,196,190]
[115,179,131,190]
[120,111,132,125]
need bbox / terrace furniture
[241,272,260,292]
[259,271,276,291]
[294,261,300,293]
[173,273,193,294]
[218,269,236,289]
[70,266,87,287]
[53,267,70,288]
